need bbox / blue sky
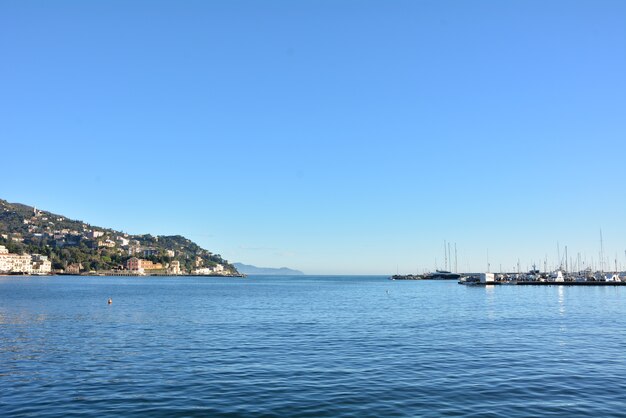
[2,0,625,274]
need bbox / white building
[0,245,52,275]
[0,245,11,272]
[31,254,52,275]
[0,246,33,274]
[193,264,225,275]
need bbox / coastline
[0,272,246,278]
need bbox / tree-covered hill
[0,199,238,274]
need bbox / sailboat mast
[600,229,604,273]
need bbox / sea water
[2,275,626,417]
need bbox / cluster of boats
[390,270,461,281]
[460,269,626,286]
[391,269,626,286]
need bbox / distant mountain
[233,263,304,275]
[0,198,238,275]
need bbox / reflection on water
[484,284,497,320]
[557,286,568,346]
[558,285,566,316]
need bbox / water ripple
[3,277,626,416]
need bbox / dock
[516,281,626,286]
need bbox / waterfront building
[141,260,163,270]
[126,257,143,272]
[168,260,181,275]
[0,245,10,272]
[31,254,52,275]
[193,264,225,275]
[126,257,164,273]
[0,246,37,274]
[9,255,30,273]
[65,263,82,275]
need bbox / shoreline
[0,272,246,278]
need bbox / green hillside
[0,199,237,274]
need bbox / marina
[390,270,461,281]
[516,281,626,286]
[393,270,626,286]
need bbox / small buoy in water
[108,298,112,305]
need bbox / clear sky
[2,0,625,274]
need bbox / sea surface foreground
[2,275,626,417]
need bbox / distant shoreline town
[0,199,242,277]
[0,245,244,277]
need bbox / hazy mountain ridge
[233,263,304,275]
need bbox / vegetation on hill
[0,199,237,274]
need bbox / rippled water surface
[2,275,626,417]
